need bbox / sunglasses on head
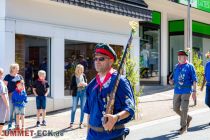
[94,57,109,62]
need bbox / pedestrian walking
[84,43,135,140]
[69,64,87,128]
[169,50,197,134]
[201,51,210,125]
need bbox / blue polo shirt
[173,63,197,94]
[205,61,210,86]
[84,72,135,140]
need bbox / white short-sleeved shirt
[0,80,9,123]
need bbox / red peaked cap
[177,50,188,56]
[95,43,117,61]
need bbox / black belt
[89,124,125,132]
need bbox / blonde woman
[4,63,24,130]
[70,64,87,128]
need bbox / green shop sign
[178,0,210,13]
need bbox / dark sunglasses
[94,57,109,62]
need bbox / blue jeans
[70,89,86,124]
[8,99,15,127]
[205,86,210,108]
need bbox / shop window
[15,34,51,96]
[64,40,122,96]
[169,35,184,72]
[192,35,210,66]
[140,25,161,84]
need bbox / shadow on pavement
[26,108,70,119]
[141,99,172,103]
[141,85,173,96]
[32,127,81,139]
[55,126,81,133]
[140,124,210,140]
[188,123,210,132]
[140,131,179,140]
[25,125,37,130]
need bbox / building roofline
[51,0,152,21]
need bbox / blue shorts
[36,96,46,110]
[14,106,25,115]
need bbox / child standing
[33,70,49,127]
[12,80,27,130]
[0,68,9,137]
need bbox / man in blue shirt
[201,55,210,125]
[169,50,197,135]
[84,43,135,140]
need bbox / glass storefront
[139,23,161,84]
[15,34,51,95]
[192,35,210,66]
[64,40,123,96]
[169,35,184,71]
[169,34,210,71]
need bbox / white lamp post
[187,0,192,63]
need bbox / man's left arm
[192,81,197,101]
[103,77,135,131]
[191,65,197,101]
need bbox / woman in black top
[69,64,87,128]
[4,63,24,130]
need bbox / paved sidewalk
[2,86,208,140]
[131,85,207,124]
